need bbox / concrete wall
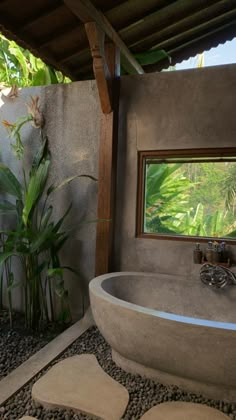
[115,64,236,280]
[0,81,100,319]
[1,64,236,318]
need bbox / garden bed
[0,326,235,420]
[0,310,66,380]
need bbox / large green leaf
[32,66,59,86]
[9,43,29,81]
[47,66,59,84]
[47,174,97,196]
[0,164,22,199]
[31,137,49,172]
[22,158,50,226]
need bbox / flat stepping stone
[32,354,129,420]
[141,402,230,420]
[19,417,37,419]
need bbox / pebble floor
[1,326,236,420]
[0,311,63,380]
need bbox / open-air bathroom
[0,1,236,419]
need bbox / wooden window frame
[136,148,236,243]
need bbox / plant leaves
[52,233,69,253]
[31,136,49,173]
[0,251,18,265]
[29,223,56,253]
[8,43,29,81]
[0,200,17,215]
[134,49,170,66]
[0,164,22,199]
[47,267,63,277]
[22,158,50,225]
[47,174,97,196]
[52,203,72,233]
[40,205,53,228]
[47,66,59,84]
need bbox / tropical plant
[145,163,193,234]
[221,164,236,211]
[0,33,70,87]
[144,160,236,238]
[0,97,95,329]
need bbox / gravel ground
[1,326,236,420]
[0,310,66,380]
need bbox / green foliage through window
[143,153,236,239]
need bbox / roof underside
[0,0,236,80]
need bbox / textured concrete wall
[1,65,236,317]
[115,64,236,280]
[0,81,100,319]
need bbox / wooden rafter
[63,0,144,75]
[120,0,219,44]
[21,4,65,30]
[130,0,235,51]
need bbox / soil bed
[0,310,66,380]
[1,326,236,420]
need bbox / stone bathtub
[89,271,236,401]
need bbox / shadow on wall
[114,92,129,271]
[55,181,98,321]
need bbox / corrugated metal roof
[0,0,236,80]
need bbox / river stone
[32,354,129,420]
[140,402,231,419]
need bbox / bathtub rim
[89,271,236,331]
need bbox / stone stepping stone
[19,417,37,420]
[32,354,129,420]
[140,402,230,420]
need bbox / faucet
[200,263,236,289]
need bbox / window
[137,149,236,242]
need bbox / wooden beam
[63,0,144,75]
[85,22,112,114]
[94,42,120,276]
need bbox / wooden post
[85,22,120,276]
[64,0,143,75]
